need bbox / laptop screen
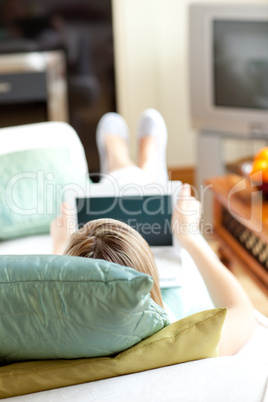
[76,194,173,246]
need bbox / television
[189,3,268,138]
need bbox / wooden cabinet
[207,174,268,296]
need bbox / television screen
[213,20,268,111]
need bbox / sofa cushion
[0,254,170,364]
[0,308,227,398]
[0,148,89,239]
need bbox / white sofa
[0,122,267,402]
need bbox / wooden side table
[207,174,268,296]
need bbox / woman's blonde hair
[64,218,163,307]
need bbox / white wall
[112,0,268,168]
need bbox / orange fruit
[254,147,268,161]
[251,159,268,182]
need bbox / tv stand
[196,130,268,227]
[206,174,268,296]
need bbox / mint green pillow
[0,255,170,364]
[0,148,90,239]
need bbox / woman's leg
[104,135,134,173]
[97,110,168,184]
[96,112,152,186]
[96,112,134,174]
[137,109,168,183]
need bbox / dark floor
[69,72,116,180]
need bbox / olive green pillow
[0,308,227,399]
[0,148,89,239]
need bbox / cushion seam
[0,279,143,284]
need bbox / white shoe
[137,108,168,183]
[96,112,129,174]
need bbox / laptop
[67,181,182,288]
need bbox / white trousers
[100,166,155,186]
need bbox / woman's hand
[172,184,202,247]
[172,185,256,356]
[50,202,75,255]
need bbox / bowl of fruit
[245,147,268,197]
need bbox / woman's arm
[172,184,256,356]
[50,203,73,255]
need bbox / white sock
[96,113,129,174]
[137,108,168,183]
